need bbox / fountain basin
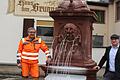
[47,66,89,75]
[45,73,86,80]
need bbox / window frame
[116,1,120,22]
[91,9,105,24]
[92,35,104,48]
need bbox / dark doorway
[23,18,34,37]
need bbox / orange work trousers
[21,62,40,78]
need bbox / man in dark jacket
[93,34,120,80]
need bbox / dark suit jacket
[98,46,120,77]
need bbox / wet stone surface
[0,65,104,80]
[0,65,45,80]
[0,74,20,80]
[0,74,45,80]
[0,74,103,80]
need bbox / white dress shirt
[109,45,119,72]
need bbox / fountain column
[46,0,98,80]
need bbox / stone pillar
[47,0,98,80]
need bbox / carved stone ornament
[56,0,90,11]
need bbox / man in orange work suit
[17,27,51,80]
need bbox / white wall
[115,22,120,35]
[0,0,23,64]
[92,48,106,66]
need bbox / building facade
[0,0,120,64]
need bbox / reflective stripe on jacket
[17,36,49,64]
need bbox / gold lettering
[50,7,55,11]
[18,0,33,6]
[31,3,39,12]
[38,6,56,12]
[22,6,29,12]
[18,0,24,6]
[39,6,44,12]
[47,7,51,12]
[24,0,33,5]
[17,0,57,14]
[43,6,48,12]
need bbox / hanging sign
[14,0,60,16]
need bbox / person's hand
[17,63,21,68]
[40,64,47,72]
[93,66,100,70]
[46,57,51,63]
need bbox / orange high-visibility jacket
[17,36,50,64]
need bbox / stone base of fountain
[45,66,97,80]
[47,0,98,79]
[45,73,86,80]
[49,60,96,68]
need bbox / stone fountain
[45,0,97,80]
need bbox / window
[92,35,103,47]
[116,1,120,21]
[91,9,105,24]
[36,26,53,43]
[37,26,53,36]
[23,18,34,37]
